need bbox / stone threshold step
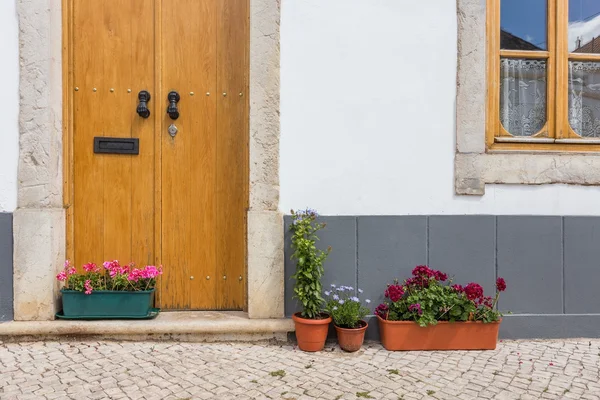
[0,311,295,343]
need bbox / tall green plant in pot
[290,208,332,352]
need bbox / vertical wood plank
[131,0,156,267]
[154,0,163,308]
[101,0,133,264]
[73,0,105,268]
[216,0,249,309]
[188,0,218,310]
[160,0,193,309]
[64,0,75,264]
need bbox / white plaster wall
[0,0,19,212]
[280,0,600,216]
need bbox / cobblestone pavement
[1,340,600,400]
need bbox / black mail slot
[94,137,139,155]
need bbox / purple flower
[332,294,339,300]
[338,299,345,305]
[365,299,371,304]
[324,291,331,296]
[350,296,360,302]
[358,289,364,294]
[408,303,423,316]
[375,303,389,318]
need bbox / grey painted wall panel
[0,213,13,321]
[563,217,600,314]
[283,215,600,338]
[497,216,563,314]
[284,216,357,317]
[357,216,427,312]
[500,315,600,339]
[428,216,496,296]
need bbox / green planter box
[61,289,155,317]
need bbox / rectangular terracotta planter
[61,289,155,318]
[377,315,501,350]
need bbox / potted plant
[290,208,332,352]
[375,265,506,351]
[56,260,163,319]
[324,285,371,352]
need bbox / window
[487,0,600,151]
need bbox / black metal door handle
[136,90,151,118]
[167,91,180,120]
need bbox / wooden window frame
[486,0,600,152]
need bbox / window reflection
[569,0,600,53]
[501,0,547,51]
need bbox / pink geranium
[56,271,67,281]
[84,280,93,295]
[141,265,163,279]
[56,260,163,294]
[83,263,98,273]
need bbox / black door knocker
[167,91,180,120]
[136,90,151,118]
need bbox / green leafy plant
[324,284,370,328]
[290,208,330,319]
[375,266,506,327]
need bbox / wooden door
[69,0,248,310]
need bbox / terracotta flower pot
[292,312,332,352]
[334,320,368,352]
[377,315,501,351]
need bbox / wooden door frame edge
[13,0,283,321]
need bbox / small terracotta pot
[292,312,332,352]
[335,320,368,352]
[377,315,501,351]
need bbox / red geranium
[464,282,484,301]
[384,284,405,302]
[496,277,507,292]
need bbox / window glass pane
[569,61,600,137]
[500,59,547,136]
[501,0,547,51]
[569,0,600,53]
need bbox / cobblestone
[0,340,599,399]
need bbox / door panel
[72,0,155,269]
[160,0,219,310]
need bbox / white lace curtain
[499,59,547,136]
[569,61,600,138]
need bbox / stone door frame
[13,0,283,320]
